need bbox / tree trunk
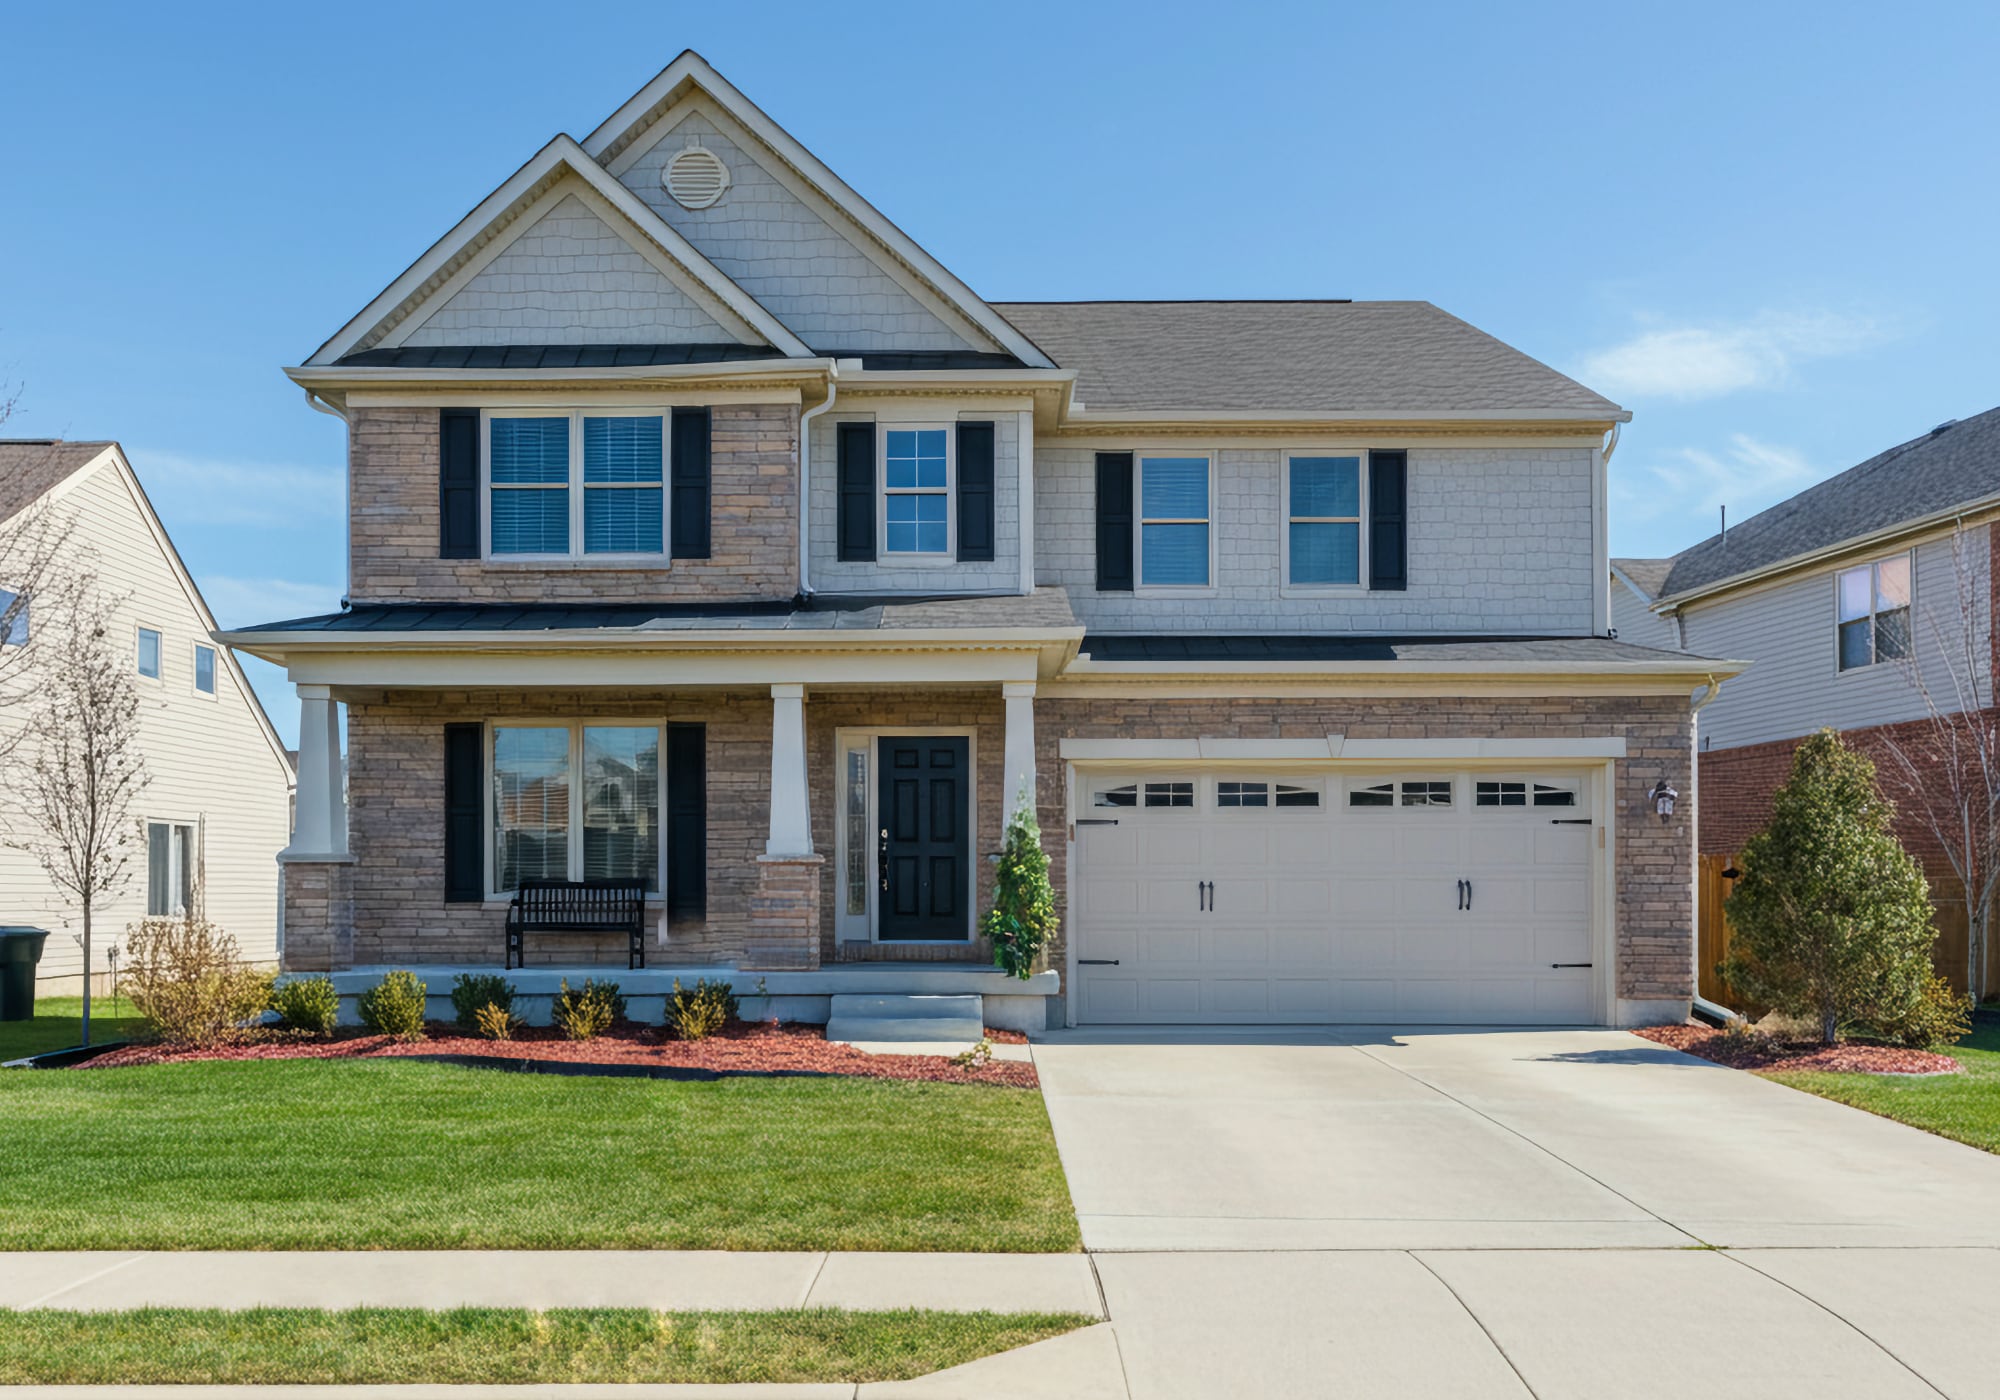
[80,898,92,1048]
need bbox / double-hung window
[883,427,949,555]
[491,723,661,894]
[1836,553,1912,671]
[1138,456,1211,587]
[488,412,665,558]
[136,627,162,679]
[146,821,196,916]
[1286,455,1363,587]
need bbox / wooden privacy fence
[1698,852,1998,1013]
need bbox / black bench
[503,879,649,970]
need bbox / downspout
[1687,673,1734,1025]
[796,367,840,598]
[303,389,348,423]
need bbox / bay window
[488,412,665,558]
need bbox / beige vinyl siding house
[0,442,294,991]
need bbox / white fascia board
[218,625,1084,653]
[287,359,831,393]
[1655,494,2000,612]
[1063,406,1633,426]
[1059,657,1748,680]
[579,52,1056,370]
[305,135,810,366]
[1059,736,1628,762]
[265,648,1044,689]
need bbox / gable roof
[1610,556,1674,601]
[989,301,1627,419]
[0,439,115,523]
[1652,405,2000,603]
[305,136,811,366]
[582,51,1054,369]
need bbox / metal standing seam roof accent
[1630,404,2000,602]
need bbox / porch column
[1003,681,1037,819]
[286,684,346,858]
[766,683,813,855]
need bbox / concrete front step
[826,993,985,1045]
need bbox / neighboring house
[223,50,1729,1030]
[1613,406,2000,992]
[0,440,296,991]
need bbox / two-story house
[225,51,1732,1031]
[1613,405,2000,997]
[0,439,295,992]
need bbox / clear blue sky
[5,1,1997,744]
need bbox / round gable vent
[663,145,730,210]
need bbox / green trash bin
[0,927,50,1022]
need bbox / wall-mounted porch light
[1649,779,1678,822]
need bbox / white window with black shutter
[832,417,998,568]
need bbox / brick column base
[280,858,356,972]
[743,854,823,970]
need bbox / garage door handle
[1551,962,1593,969]
[1456,879,1466,911]
[1550,819,1592,826]
[1465,880,1472,911]
[1079,959,1121,966]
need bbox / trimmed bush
[473,1002,522,1041]
[667,978,737,1041]
[450,974,516,1032]
[551,979,624,1041]
[122,916,276,1049]
[983,788,1057,978]
[272,977,340,1037]
[1723,729,1938,1046]
[358,971,428,1041]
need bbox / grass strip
[1762,1012,2000,1154]
[0,1307,1092,1386]
[0,1057,1081,1252]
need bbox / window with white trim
[146,820,196,916]
[1349,779,1454,808]
[193,644,217,696]
[137,627,162,679]
[883,427,950,555]
[1092,780,1195,809]
[1217,780,1325,810]
[1286,455,1363,587]
[488,412,665,558]
[1837,553,1912,671]
[490,723,660,893]
[1138,456,1211,587]
[0,587,27,647]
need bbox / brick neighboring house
[1613,405,2000,996]
[224,50,1733,1031]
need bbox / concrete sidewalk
[0,1249,1104,1317]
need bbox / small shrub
[1869,974,1974,1050]
[667,977,737,1041]
[123,916,276,1049]
[1716,1016,1770,1055]
[950,1036,995,1069]
[358,970,428,1041]
[552,978,625,1041]
[450,973,516,1031]
[983,787,1058,978]
[272,976,340,1037]
[474,1001,522,1041]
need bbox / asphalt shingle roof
[989,301,1624,417]
[1642,405,2000,600]
[0,440,111,523]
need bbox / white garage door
[1073,770,1599,1025]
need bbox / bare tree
[0,388,83,769]
[0,576,148,1043]
[1876,524,1999,1002]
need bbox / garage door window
[1093,780,1195,809]
[1475,780,1578,809]
[1218,780,1323,809]
[1349,779,1453,809]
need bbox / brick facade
[279,859,354,971]
[346,404,799,604]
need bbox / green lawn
[0,1058,1080,1251]
[0,1307,1091,1385]
[0,995,146,1062]
[1763,1011,2000,1153]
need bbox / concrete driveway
[1034,1026,2000,1399]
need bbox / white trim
[1065,407,1631,425]
[134,621,165,682]
[1591,439,1611,635]
[1018,408,1036,595]
[305,135,811,366]
[579,52,1055,368]
[1134,451,1218,595]
[1280,450,1368,596]
[832,725,980,944]
[877,421,954,563]
[1058,735,1628,761]
[142,817,201,918]
[485,718,669,902]
[481,407,671,564]
[190,640,219,700]
[1831,549,1915,676]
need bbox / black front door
[877,736,969,940]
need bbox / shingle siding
[1036,445,1598,633]
[399,194,741,348]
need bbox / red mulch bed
[1634,1023,1960,1076]
[82,1021,1038,1088]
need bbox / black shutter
[956,421,995,562]
[666,723,707,920]
[439,408,480,559]
[1094,452,1134,592]
[669,407,711,559]
[443,723,483,902]
[836,421,876,561]
[1369,450,1408,592]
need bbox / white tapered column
[286,684,346,857]
[1003,681,1037,818]
[766,683,813,855]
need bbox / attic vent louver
[664,144,730,210]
